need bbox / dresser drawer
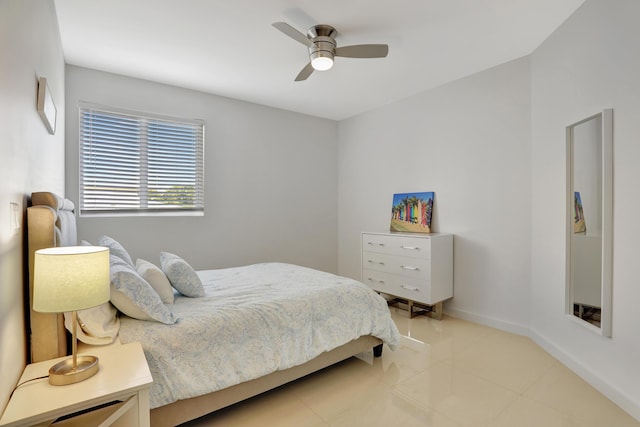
[362,268,402,295]
[362,269,435,304]
[362,233,430,259]
[362,251,430,279]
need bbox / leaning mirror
[566,109,613,337]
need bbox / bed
[26,192,400,426]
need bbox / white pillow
[136,258,174,304]
[109,256,177,324]
[98,235,135,268]
[160,252,205,297]
[64,303,120,345]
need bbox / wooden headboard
[27,192,78,363]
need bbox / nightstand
[0,342,152,427]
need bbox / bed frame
[27,192,74,362]
[26,192,383,426]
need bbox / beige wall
[0,0,66,412]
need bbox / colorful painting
[390,192,434,234]
[573,191,586,233]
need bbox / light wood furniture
[0,342,152,427]
[362,232,453,319]
[27,192,76,362]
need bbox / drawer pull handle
[366,242,385,247]
[400,245,420,250]
[400,284,419,292]
[366,278,385,284]
[367,259,385,265]
[400,265,420,271]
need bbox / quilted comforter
[117,262,400,408]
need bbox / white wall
[65,66,339,272]
[0,0,65,412]
[2,0,637,420]
[530,0,640,418]
[338,57,532,333]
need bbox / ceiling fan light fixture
[272,21,388,81]
[311,55,333,71]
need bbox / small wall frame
[37,77,57,134]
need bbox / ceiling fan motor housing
[308,25,337,67]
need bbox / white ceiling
[53,0,585,121]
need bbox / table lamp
[33,246,110,385]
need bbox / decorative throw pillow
[64,302,120,345]
[160,252,205,297]
[136,258,175,304]
[109,255,177,324]
[98,235,135,268]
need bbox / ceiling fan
[272,22,389,81]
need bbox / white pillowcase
[136,258,175,304]
[160,252,205,297]
[98,235,135,268]
[109,255,177,324]
[64,302,120,345]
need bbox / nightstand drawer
[362,234,431,259]
[362,251,430,279]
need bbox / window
[79,104,204,216]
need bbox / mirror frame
[565,109,613,337]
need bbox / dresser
[361,232,453,319]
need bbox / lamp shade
[33,246,110,313]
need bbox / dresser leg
[427,302,443,320]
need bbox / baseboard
[444,306,530,336]
[444,307,640,422]
[528,328,640,422]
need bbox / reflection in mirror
[566,109,613,337]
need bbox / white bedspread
[117,263,400,408]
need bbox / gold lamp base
[48,355,100,386]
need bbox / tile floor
[181,307,639,427]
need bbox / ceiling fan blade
[335,44,389,58]
[294,63,314,81]
[272,22,313,47]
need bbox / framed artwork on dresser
[390,192,434,234]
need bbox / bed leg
[373,343,383,358]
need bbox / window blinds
[79,104,204,215]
